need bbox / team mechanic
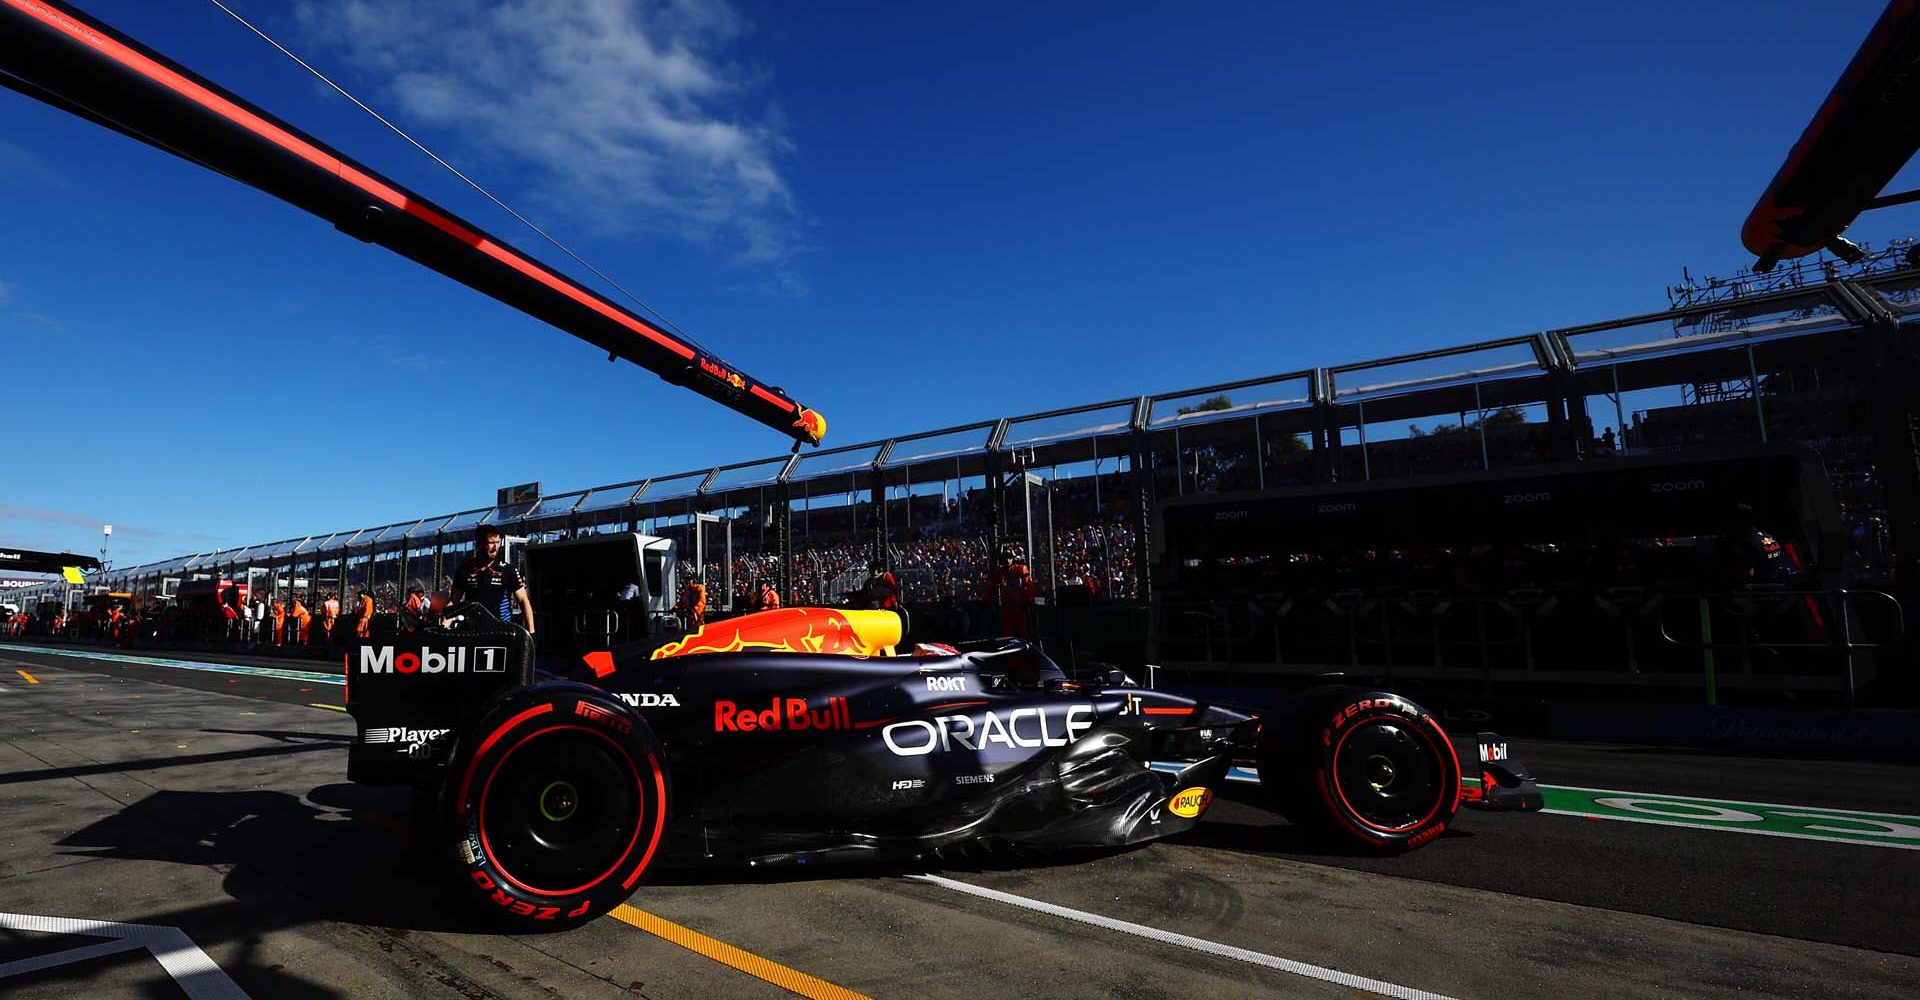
[447,524,535,635]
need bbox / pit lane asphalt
[1,642,1915,999]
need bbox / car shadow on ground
[51,782,500,937]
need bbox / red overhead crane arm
[1742,0,1920,272]
[0,0,826,445]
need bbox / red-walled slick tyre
[1260,687,1461,852]
[445,684,669,928]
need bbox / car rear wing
[346,618,534,785]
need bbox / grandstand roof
[96,273,1916,583]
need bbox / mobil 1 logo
[359,644,508,675]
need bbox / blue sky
[3,0,1916,568]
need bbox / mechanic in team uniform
[353,585,375,638]
[1721,503,1792,587]
[863,560,899,610]
[449,524,536,635]
[676,576,708,631]
[985,547,1036,637]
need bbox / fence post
[1698,596,1718,707]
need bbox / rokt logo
[925,675,968,693]
[359,645,506,674]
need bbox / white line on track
[0,644,342,685]
[908,873,1462,1000]
[0,911,249,999]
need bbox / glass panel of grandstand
[894,460,994,604]
[787,475,872,606]
[1145,429,1180,501]
[402,523,440,598]
[1559,290,1848,368]
[1859,270,1920,313]
[1330,339,1545,401]
[1259,409,1317,487]
[790,443,883,484]
[1003,402,1135,457]
[572,482,646,534]
[1603,346,1769,454]
[438,508,492,537]
[1055,453,1140,601]
[639,471,708,504]
[1478,399,1557,469]
[706,457,789,495]
[1166,415,1262,494]
[514,493,585,541]
[1328,382,1505,481]
[1149,375,1312,429]
[404,515,455,539]
[688,488,780,613]
[883,425,994,467]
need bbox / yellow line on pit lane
[607,903,871,1000]
[308,703,347,712]
[14,670,38,685]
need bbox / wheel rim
[481,728,642,895]
[1332,719,1443,832]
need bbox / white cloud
[295,0,803,286]
[0,141,72,190]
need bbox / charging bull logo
[651,607,900,660]
[792,407,827,443]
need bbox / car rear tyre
[445,684,669,928]
[1259,687,1460,852]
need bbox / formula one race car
[345,606,1540,927]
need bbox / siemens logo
[1650,480,1707,494]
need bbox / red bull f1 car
[346,606,1541,927]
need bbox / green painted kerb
[1467,777,1920,850]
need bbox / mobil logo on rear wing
[358,644,508,675]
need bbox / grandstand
[13,252,1917,704]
